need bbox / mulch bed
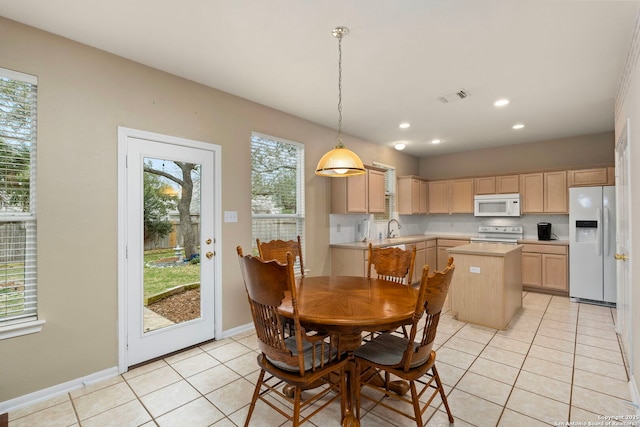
[147,288,201,323]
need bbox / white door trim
[117,126,223,372]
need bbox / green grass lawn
[144,249,200,298]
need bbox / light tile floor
[8,292,638,426]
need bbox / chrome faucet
[387,219,402,238]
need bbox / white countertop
[330,234,568,250]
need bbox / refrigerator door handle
[604,207,610,256]
[596,207,602,257]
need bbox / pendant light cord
[335,28,345,148]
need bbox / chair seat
[267,336,337,372]
[354,332,431,369]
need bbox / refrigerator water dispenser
[575,220,597,243]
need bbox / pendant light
[315,26,366,177]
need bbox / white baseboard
[222,322,254,338]
[0,366,119,414]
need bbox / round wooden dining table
[278,275,419,427]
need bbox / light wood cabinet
[397,176,428,215]
[428,181,449,213]
[331,165,386,214]
[520,171,567,214]
[368,167,386,213]
[448,245,522,330]
[496,175,519,193]
[475,175,519,195]
[520,173,544,213]
[407,241,426,286]
[544,171,568,213]
[437,239,470,270]
[428,178,473,214]
[419,180,429,213]
[450,178,474,213]
[475,176,495,195]
[331,248,368,277]
[521,244,568,293]
[426,241,437,272]
[409,239,438,285]
[568,167,616,187]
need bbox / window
[0,68,41,337]
[372,162,396,221]
[251,132,305,264]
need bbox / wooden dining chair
[236,246,347,427]
[367,243,416,285]
[367,242,416,338]
[354,257,456,426]
[256,236,305,277]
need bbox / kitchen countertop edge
[330,234,569,249]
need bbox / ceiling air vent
[438,89,468,104]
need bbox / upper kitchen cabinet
[397,176,428,214]
[331,165,386,214]
[450,178,474,213]
[520,171,568,214]
[496,175,519,193]
[475,176,495,195]
[428,180,449,213]
[429,178,474,214]
[475,174,518,195]
[568,167,615,187]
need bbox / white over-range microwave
[474,193,521,217]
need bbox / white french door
[118,128,222,369]
[615,119,632,373]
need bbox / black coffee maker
[537,222,552,240]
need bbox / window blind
[0,68,38,324]
[250,132,305,264]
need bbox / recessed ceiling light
[512,124,525,130]
[394,143,406,150]
[431,139,441,144]
[399,122,411,129]
[494,99,510,107]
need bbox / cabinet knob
[615,253,628,261]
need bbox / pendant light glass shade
[315,141,366,176]
[315,26,366,177]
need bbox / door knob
[206,251,214,259]
[615,253,628,261]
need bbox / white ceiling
[1,0,638,157]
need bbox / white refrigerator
[569,186,616,304]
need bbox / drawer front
[522,244,567,255]
[437,239,469,247]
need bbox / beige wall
[614,14,640,402]
[0,17,419,402]
[419,132,614,179]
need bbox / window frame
[0,67,43,339]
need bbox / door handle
[206,251,214,259]
[615,253,628,261]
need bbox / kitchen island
[447,242,523,330]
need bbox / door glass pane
[142,157,201,333]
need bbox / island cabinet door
[522,252,542,287]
